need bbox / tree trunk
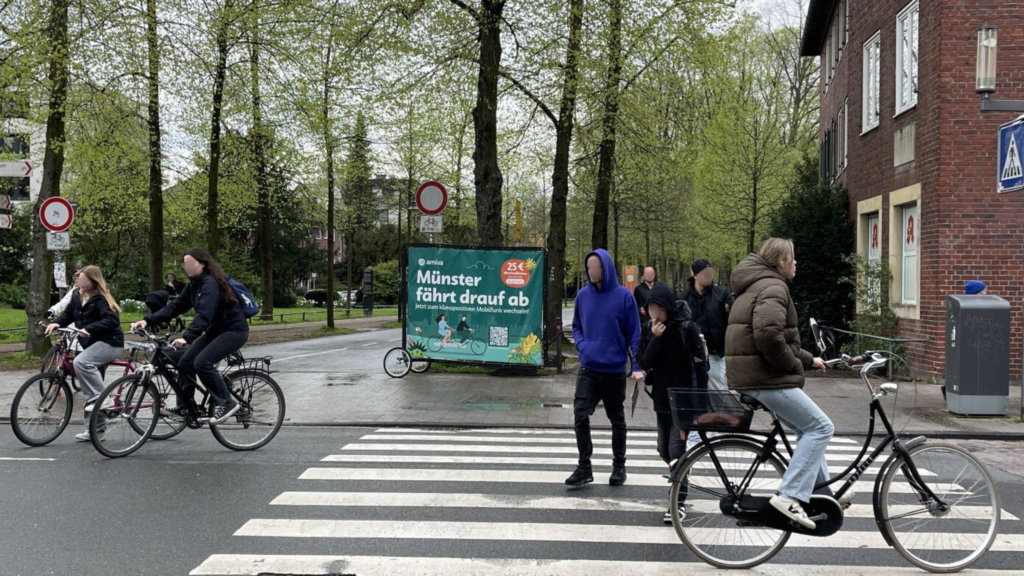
[346,231,353,317]
[472,0,505,246]
[146,0,164,291]
[249,1,273,317]
[323,61,336,329]
[206,0,232,257]
[590,0,622,250]
[26,0,69,356]
[612,201,620,273]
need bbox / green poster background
[405,245,546,366]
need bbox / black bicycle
[667,319,1000,572]
[88,329,286,458]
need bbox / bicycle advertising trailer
[384,243,547,377]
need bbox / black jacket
[679,278,734,357]
[144,272,248,343]
[638,284,709,414]
[55,293,125,350]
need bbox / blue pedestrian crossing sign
[998,117,1024,193]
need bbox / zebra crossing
[191,427,1022,575]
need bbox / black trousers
[656,412,687,465]
[167,330,248,408]
[573,368,627,469]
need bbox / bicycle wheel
[470,339,487,355]
[879,443,1000,573]
[211,370,285,451]
[427,336,443,352]
[11,374,73,447]
[90,374,160,458]
[139,372,187,441]
[670,438,791,569]
[383,347,412,378]
[410,359,430,374]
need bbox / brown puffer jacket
[725,254,814,390]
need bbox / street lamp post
[975,25,1024,419]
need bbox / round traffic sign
[415,181,448,216]
[39,197,74,232]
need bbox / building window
[900,203,918,305]
[863,31,881,132]
[823,0,848,94]
[843,99,849,167]
[895,1,919,115]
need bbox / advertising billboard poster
[405,244,546,367]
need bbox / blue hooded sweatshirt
[572,249,641,373]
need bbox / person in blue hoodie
[566,249,642,488]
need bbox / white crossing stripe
[341,442,864,457]
[0,457,56,461]
[270,492,1013,520]
[298,468,961,493]
[372,427,860,444]
[319,454,932,477]
[359,433,865,451]
[271,491,665,512]
[231,519,1021,550]
[190,555,1020,576]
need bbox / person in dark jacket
[132,248,249,425]
[45,265,125,441]
[679,259,734,395]
[165,273,185,298]
[638,283,708,524]
[725,238,839,530]
[567,248,642,489]
[633,267,666,323]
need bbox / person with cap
[680,259,735,395]
[633,266,667,323]
[567,248,642,489]
[965,280,988,295]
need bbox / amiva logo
[418,258,444,266]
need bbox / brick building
[801,1,1024,381]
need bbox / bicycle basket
[668,389,753,432]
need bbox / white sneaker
[838,490,856,508]
[770,494,816,530]
[75,431,90,442]
[84,398,115,413]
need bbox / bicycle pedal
[808,513,828,522]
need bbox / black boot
[609,465,627,486]
[565,466,594,488]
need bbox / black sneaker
[565,467,593,488]
[609,465,627,486]
[663,507,686,525]
[210,401,240,425]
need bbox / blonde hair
[78,265,121,313]
[758,238,795,275]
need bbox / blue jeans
[745,387,834,503]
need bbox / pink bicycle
[10,326,184,446]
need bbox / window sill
[894,102,917,119]
[891,303,920,320]
[861,123,879,136]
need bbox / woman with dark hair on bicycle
[726,238,850,531]
[131,248,248,425]
[44,265,124,442]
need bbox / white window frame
[862,31,881,133]
[900,204,919,305]
[843,98,849,168]
[895,1,919,116]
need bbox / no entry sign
[39,197,74,232]
[415,181,448,216]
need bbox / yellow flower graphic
[525,258,537,272]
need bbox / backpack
[227,276,260,318]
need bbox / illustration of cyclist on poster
[405,245,546,366]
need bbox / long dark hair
[185,248,239,306]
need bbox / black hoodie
[638,284,709,413]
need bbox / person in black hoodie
[638,283,709,524]
[44,265,125,442]
[132,248,249,425]
[679,259,734,395]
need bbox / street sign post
[0,160,32,178]
[46,232,70,251]
[998,116,1024,193]
[39,197,74,232]
[0,214,11,229]
[419,215,443,234]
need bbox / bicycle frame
[48,329,141,381]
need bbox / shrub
[119,299,147,314]
[0,283,28,310]
[372,260,400,305]
[304,289,329,306]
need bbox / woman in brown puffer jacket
[725,238,838,531]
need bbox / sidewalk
[4,365,1020,438]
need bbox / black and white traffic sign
[39,197,74,232]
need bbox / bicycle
[88,328,286,458]
[667,319,1000,572]
[427,330,487,355]
[10,327,169,446]
[383,347,430,378]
